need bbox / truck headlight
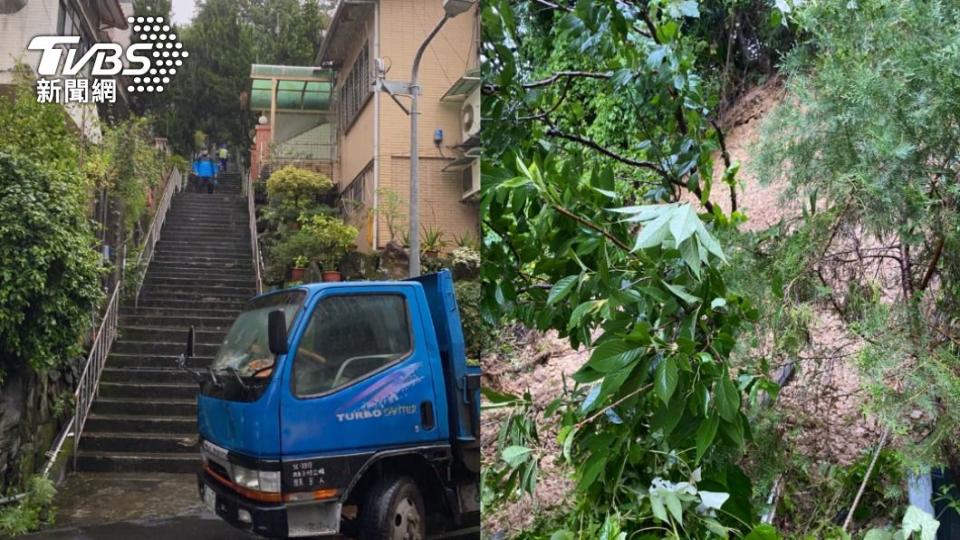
[231,464,260,490]
[230,465,281,493]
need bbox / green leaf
[669,204,699,245]
[863,530,894,540]
[695,413,719,463]
[633,211,672,250]
[902,505,939,540]
[744,524,780,540]
[649,490,668,523]
[481,387,519,404]
[655,357,679,404]
[578,452,608,491]
[716,374,741,422]
[587,340,643,373]
[663,281,701,304]
[547,275,579,305]
[568,300,603,329]
[501,446,533,467]
[703,518,730,538]
[679,237,701,277]
[663,490,684,525]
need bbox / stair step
[79,431,199,454]
[85,414,196,433]
[125,298,247,311]
[101,367,204,384]
[75,451,200,473]
[98,381,198,399]
[138,284,255,296]
[119,326,226,341]
[107,353,213,369]
[90,397,197,416]
[120,305,241,317]
[151,255,252,265]
[144,271,253,282]
[120,314,237,329]
[113,340,221,356]
[144,275,253,288]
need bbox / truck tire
[359,476,426,540]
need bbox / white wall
[0,0,59,76]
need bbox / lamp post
[396,0,474,277]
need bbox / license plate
[203,484,217,513]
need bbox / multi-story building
[0,0,131,141]
[250,0,480,253]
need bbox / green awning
[250,64,337,112]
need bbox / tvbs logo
[28,16,188,102]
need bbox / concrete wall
[334,14,375,194]
[374,0,480,251]
[0,0,103,141]
[0,0,57,76]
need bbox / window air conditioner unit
[461,159,479,200]
[460,87,480,144]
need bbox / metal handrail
[133,167,181,309]
[245,164,264,295]
[36,166,182,482]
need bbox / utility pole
[378,0,474,277]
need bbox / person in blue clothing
[192,150,219,193]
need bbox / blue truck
[179,271,481,538]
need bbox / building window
[337,41,371,131]
[341,164,370,217]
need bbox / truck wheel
[359,476,426,540]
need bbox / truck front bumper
[198,471,341,538]
[198,470,288,538]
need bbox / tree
[754,0,960,481]
[482,1,775,536]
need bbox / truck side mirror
[186,326,195,358]
[268,310,289,355]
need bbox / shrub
[266,166,334,218]
[0,476,57,535]
[300,213,358,270]
[267,214,358,280]
[454,280,483,362]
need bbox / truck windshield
[211,290,305,378]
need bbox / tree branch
[711,118,737,213]
[523,70,612,89]
[551,204,633,252]
[919,234,945,291]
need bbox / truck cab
[191,271,480,538]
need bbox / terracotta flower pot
[425,250,439,259]
[290,267,305,281]
[321,270,342,282]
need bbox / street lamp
[382,0,474,277]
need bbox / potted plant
[290,255,308,281]
[420,225,447,259]
[301,214,358,282]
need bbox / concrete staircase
[76,171,256,473]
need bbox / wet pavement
[24,512,260,539]
[22,472,262,539]
[24,472,475,539]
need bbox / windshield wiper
[216,366,250,391]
